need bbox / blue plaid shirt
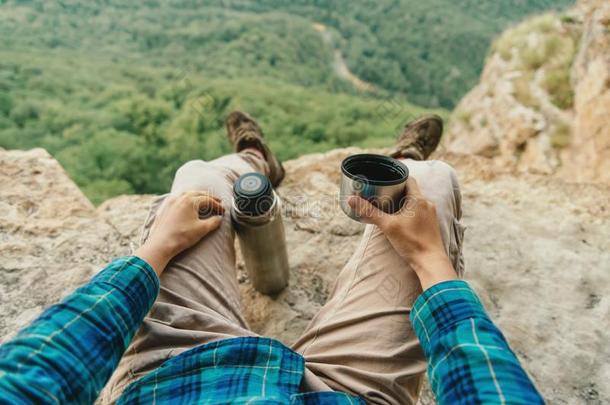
[411,280,543,404]
[0,256,542,404]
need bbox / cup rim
[341,153,409,186]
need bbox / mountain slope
[0,0,576,203]
[0,0,574,107]
[0,49,431,203]
[445,0,610,183]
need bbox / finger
[196,215,223,236]
[154,195,174,219]
[405,177,423,199]
[193,195,225,215]
[348,196,386,225]
[160,194,178,210]
[398,177,424,214]
[184,190,222,204]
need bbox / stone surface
[1,146,609,403]
[567,0,610,183]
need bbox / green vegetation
[0,0,574,203]
[487,12,581,152]
[550,122,572,149]
[543,68,574,110]
[513,72,538,109]
[0,0,574,108]
[0,51,430,204]
[493,13,580,110]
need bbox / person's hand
[135,191,225,275]
[348,177,456,290]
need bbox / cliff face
[445,0,610,183]
[1,147,609,403]
[570,0,610,182]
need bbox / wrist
[408,250,457,291]
[134,242,173,276]
[409,248,448,271]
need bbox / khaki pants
[100,152,464,405]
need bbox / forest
[0,0,573,203]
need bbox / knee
[175,160,209,177]
[174,159,227,185]
[407,159,462,218]
[429,160,462,218]
[431,160,460,190]
[411,160,460,189]
[426,159,456,176]
[172,159,230,195]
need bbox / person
[0,112,543,404]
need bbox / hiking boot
[389,114,443,161]
[225,111,285,187]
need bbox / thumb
[197,215,223,236]
[405,177,423,199]
[348,196,387,225]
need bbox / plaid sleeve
[410,280,544,404]
[0,256,159,405]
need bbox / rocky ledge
[1,147,609,403]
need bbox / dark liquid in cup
[342,154,408,185]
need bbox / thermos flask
[231,172,289,295]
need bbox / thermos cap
[233,173,274,216]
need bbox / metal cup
[340,154,409,222]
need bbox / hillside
[445,0,610,183]
[0,0,573,108]
[0,0,574,203]
[1,147,608,403]
[0,51,430,203]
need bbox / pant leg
[292,159,465,405]
[100,152,268,403]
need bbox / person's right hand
[348,177,457,290]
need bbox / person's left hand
[135,191,225,275]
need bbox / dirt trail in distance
[312,22,379,94]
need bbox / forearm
[0,256,159,404]
[410,280,544,404]
[135,244,172,276]
[409,250,457,290]
[350,171,541,401]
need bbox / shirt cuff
[91,256,160,314]
[410,280,488,355]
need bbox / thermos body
[231,174,289,295]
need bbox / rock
[1,146,609,403]
[566,0,610,183]
[0,149,125,336]
[445,1,610,184]
[97,195,155,248]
